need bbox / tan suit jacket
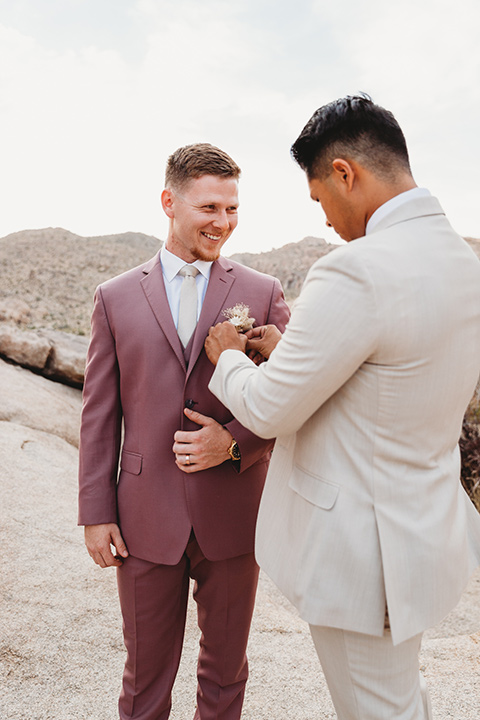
[210,196,480,645]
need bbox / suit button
[185,399,197,409]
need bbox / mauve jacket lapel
[187,257,235,379]
[140,254,187,372]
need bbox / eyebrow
[197,201,239,208]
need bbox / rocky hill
[3,227,480,337]
[0,228,335,335]
[0,228,160,335]
[229,236,336,300]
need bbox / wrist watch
[227,437,241,462]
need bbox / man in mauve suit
[205,96,480,719]
[78,143,289,720]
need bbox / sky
[0,0,479,254]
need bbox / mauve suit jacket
[78,253,290,565]
[210,196,480,645]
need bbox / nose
[326,220,332,228]
[212,210,230,231]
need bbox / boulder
[0,357,82,447]
[39,328,89,386]
[0,323,51,368]
[1,362,480,719]
[0,323,88,386]
[1,412,480,719]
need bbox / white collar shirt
[366,187,431,235]
[160,245,213,327]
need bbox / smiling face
[162,174,239,263]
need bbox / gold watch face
[228,440,241,460]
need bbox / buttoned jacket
[78,253,289,564]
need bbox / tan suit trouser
[309,625,433,720]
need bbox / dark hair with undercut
[165,143,241,191]
[291,94,412,182]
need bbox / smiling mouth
[202,232,222,241]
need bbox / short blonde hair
[165,143,241,190]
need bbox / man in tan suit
[205,96,480,719]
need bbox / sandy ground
[1,416,479,720]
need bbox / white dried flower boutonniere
[223,303,255,333]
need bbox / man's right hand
[84,523,129,568]
[246,324,282,364]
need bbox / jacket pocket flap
[120,450,143,476]
[289,466,339,509]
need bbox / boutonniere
[223,303,255,333]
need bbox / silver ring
[186,454,190,465]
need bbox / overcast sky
[0,0,479,254]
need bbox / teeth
[203,232,221,240]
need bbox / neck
[364,174,417,226]
[164,238,196,264]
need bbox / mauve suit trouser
[116,532,259,720]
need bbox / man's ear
[161,188,175,218]
[331,158,355,192]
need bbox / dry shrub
[459,419,480,512]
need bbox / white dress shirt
[366,187,431,235]
[160,245,212,327]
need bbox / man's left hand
[173,408,234,473]
[205,321,247,366]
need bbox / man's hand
[84,523,129,568]
[205,321,247,366]
[245,324,282,364]
[173,408,234,473]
